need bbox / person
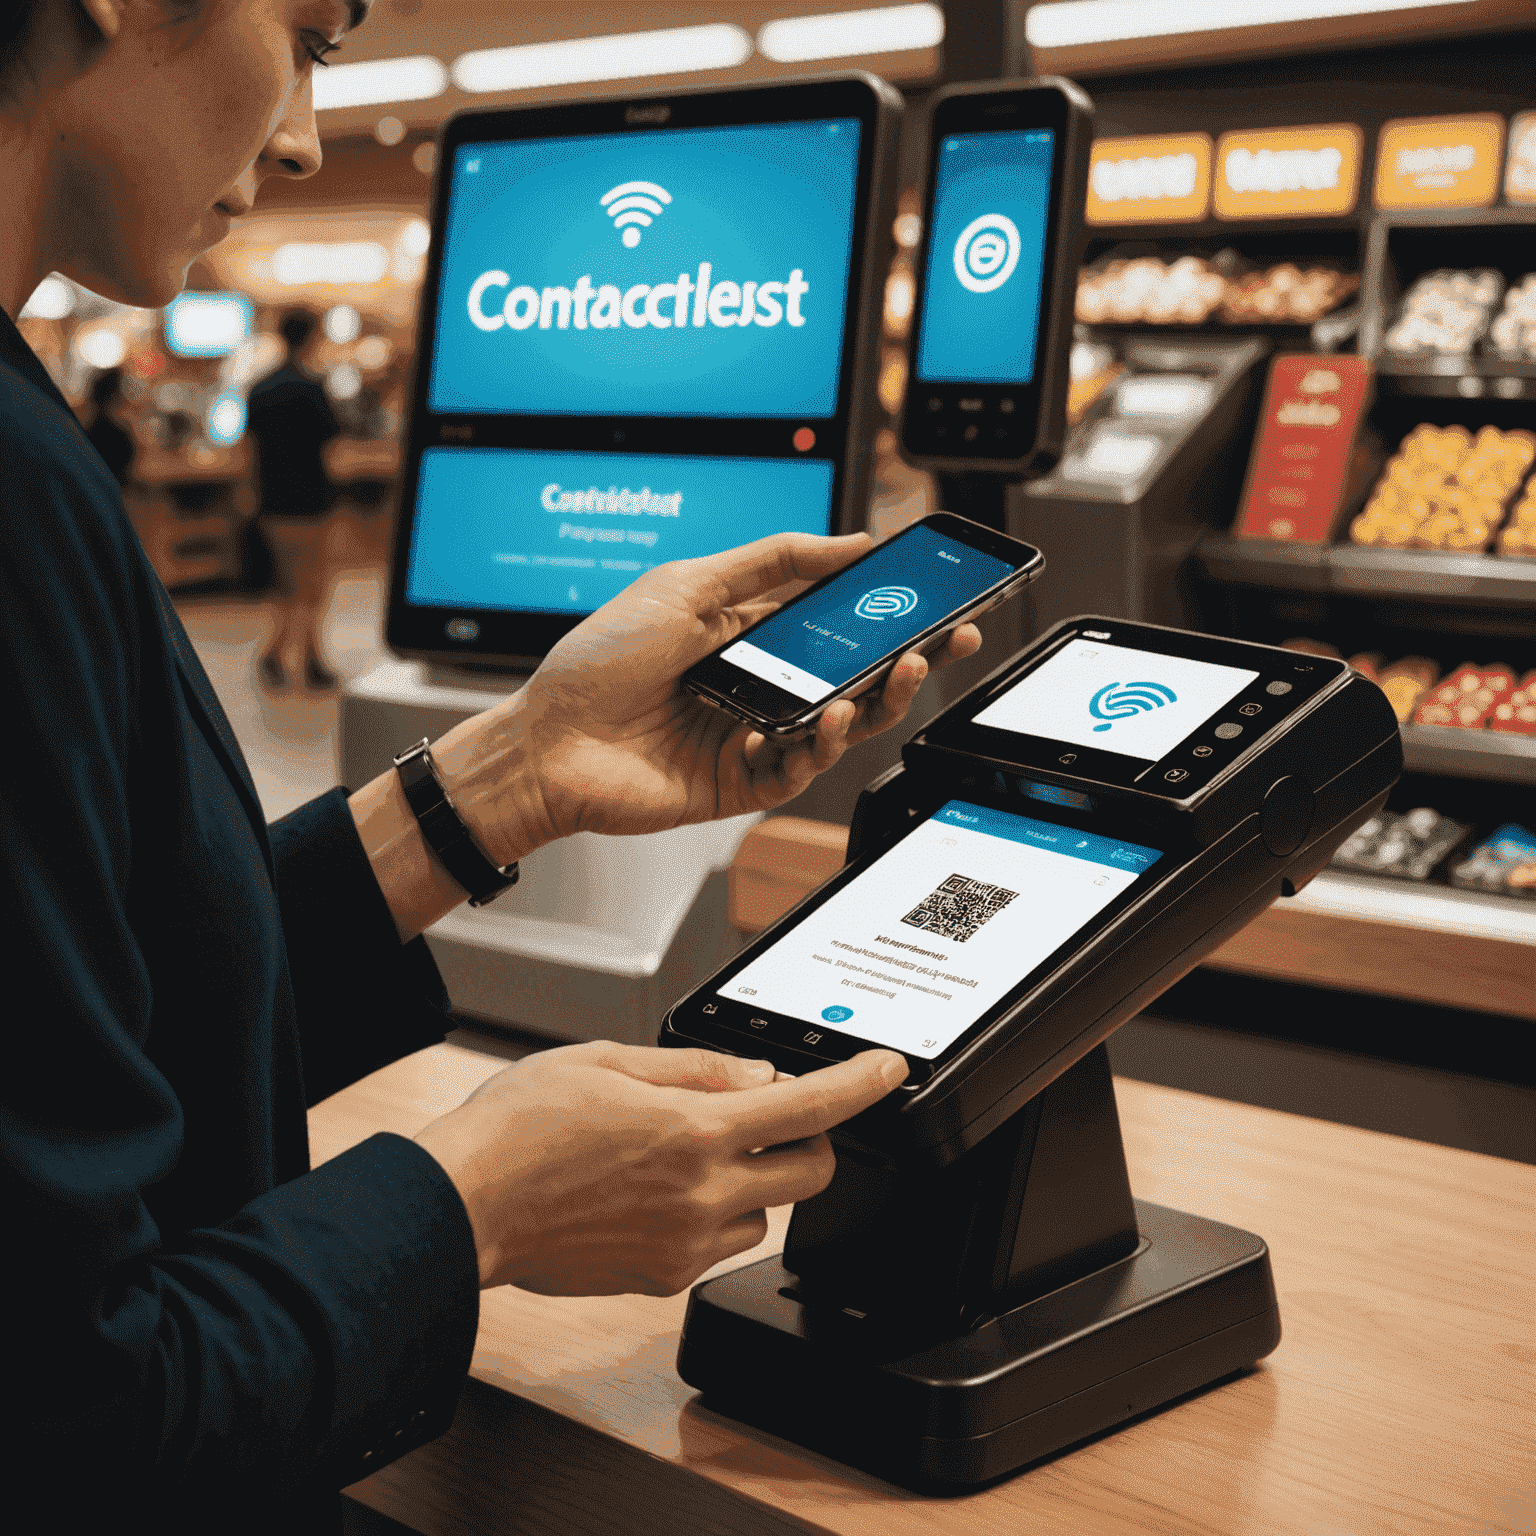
[82,362,136,484]
[246,304,342,691]
[0,3,984,1531]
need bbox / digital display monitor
[407,446,834,615]
[429,120,860,419]
[388,77,897,667]
[719,521,1014,703]
[974,639,1259,765]
[719,800,1161,1060]
[914,129,1056,388]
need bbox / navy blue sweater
[0,308,478,1529]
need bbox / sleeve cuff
[233,1131,480,1484]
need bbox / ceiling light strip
[1025,0,1480,50]
[452,23,753,94]
[312,54,448,111]
[757,3,944,63]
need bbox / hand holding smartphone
[682,513,1044,736]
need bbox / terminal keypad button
[1214,722,1243,740]
[1238,702,1262,716]
[1266,680,1293,696]
[1192,745,1213,758]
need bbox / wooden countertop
[320,1034,1534,1536]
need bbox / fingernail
[880,1054,909,1087]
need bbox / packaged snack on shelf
[1383,268,1504,355]
[1375,655,1440,722]
[1487,272,1536,360]
[1413,663,1517,728]
[1219,264,1358,325]
[1496,481,1536,557]
[1075,256,1227,325]
[1448,823,1536,899]
[1330,807,1471,880]
[1489,670,1536,735]
[1349,424,1536,550]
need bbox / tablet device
[898,78,1092,477]
[388,75,900,668]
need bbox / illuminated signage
[1505,112,1536,206]
[1085,133,1213,225]
[1375,115,1505,210]
[1214,124,1363,220]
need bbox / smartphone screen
[716,800,1162,1061]
[715,521,1018,708]
[914,127,1057,389]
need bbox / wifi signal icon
[601,181,672,247]
[1089,680,1178,731]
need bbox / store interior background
[21,0,1533,1162]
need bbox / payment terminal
[661,619,1401,1487]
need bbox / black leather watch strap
[393,739,519,908]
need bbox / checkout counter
[315,1036,1533,1536]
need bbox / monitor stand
[674,779,1282,1491]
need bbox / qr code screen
[901,873,1019,944]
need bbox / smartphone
[683,513,1044,735]
[899,78,1093,477]
[660,792,1166,1087]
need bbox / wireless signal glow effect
[601,180,672,246]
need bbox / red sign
[1236,355,1374,542]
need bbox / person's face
[54,0,368,307]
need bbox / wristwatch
[393,738,519,907]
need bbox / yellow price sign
[1085,133,1213,225]
[1375,115,1505,209]
[1214,124,1363,220]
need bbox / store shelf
[1401,724,1536,784]
[1198,536,1536,608]
[1373,355,1536,400]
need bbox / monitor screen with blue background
[428,118,861,419]
[915,129,1055,387]
[406,447,835,615]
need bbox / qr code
[901,873,1018,944]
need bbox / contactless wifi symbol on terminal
[601,181,672,247]
[1089,681,1178,731]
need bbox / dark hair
[1,1,199,98]
[279,307,317,353]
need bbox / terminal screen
[915,128,1056,387]
[974,639,1259,763]
[720,800,1162,1060]
[405,446,834,615]
[719,522,1014,703]
[428,118,861,419]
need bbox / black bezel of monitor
[911,619,1350,801]
[387,73,901,670]
[898,77,1093,478]
[661,784,1178,1086]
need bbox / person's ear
[75,0,133,44]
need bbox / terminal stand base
[677,1045,1280,1491]
[679,1198,1280,1491]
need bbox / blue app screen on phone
[428,118,862,419]
[914,128,1055,387]
[720,523,1014,703]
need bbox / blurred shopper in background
[246,304,341,690]
[82,364,135,486]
